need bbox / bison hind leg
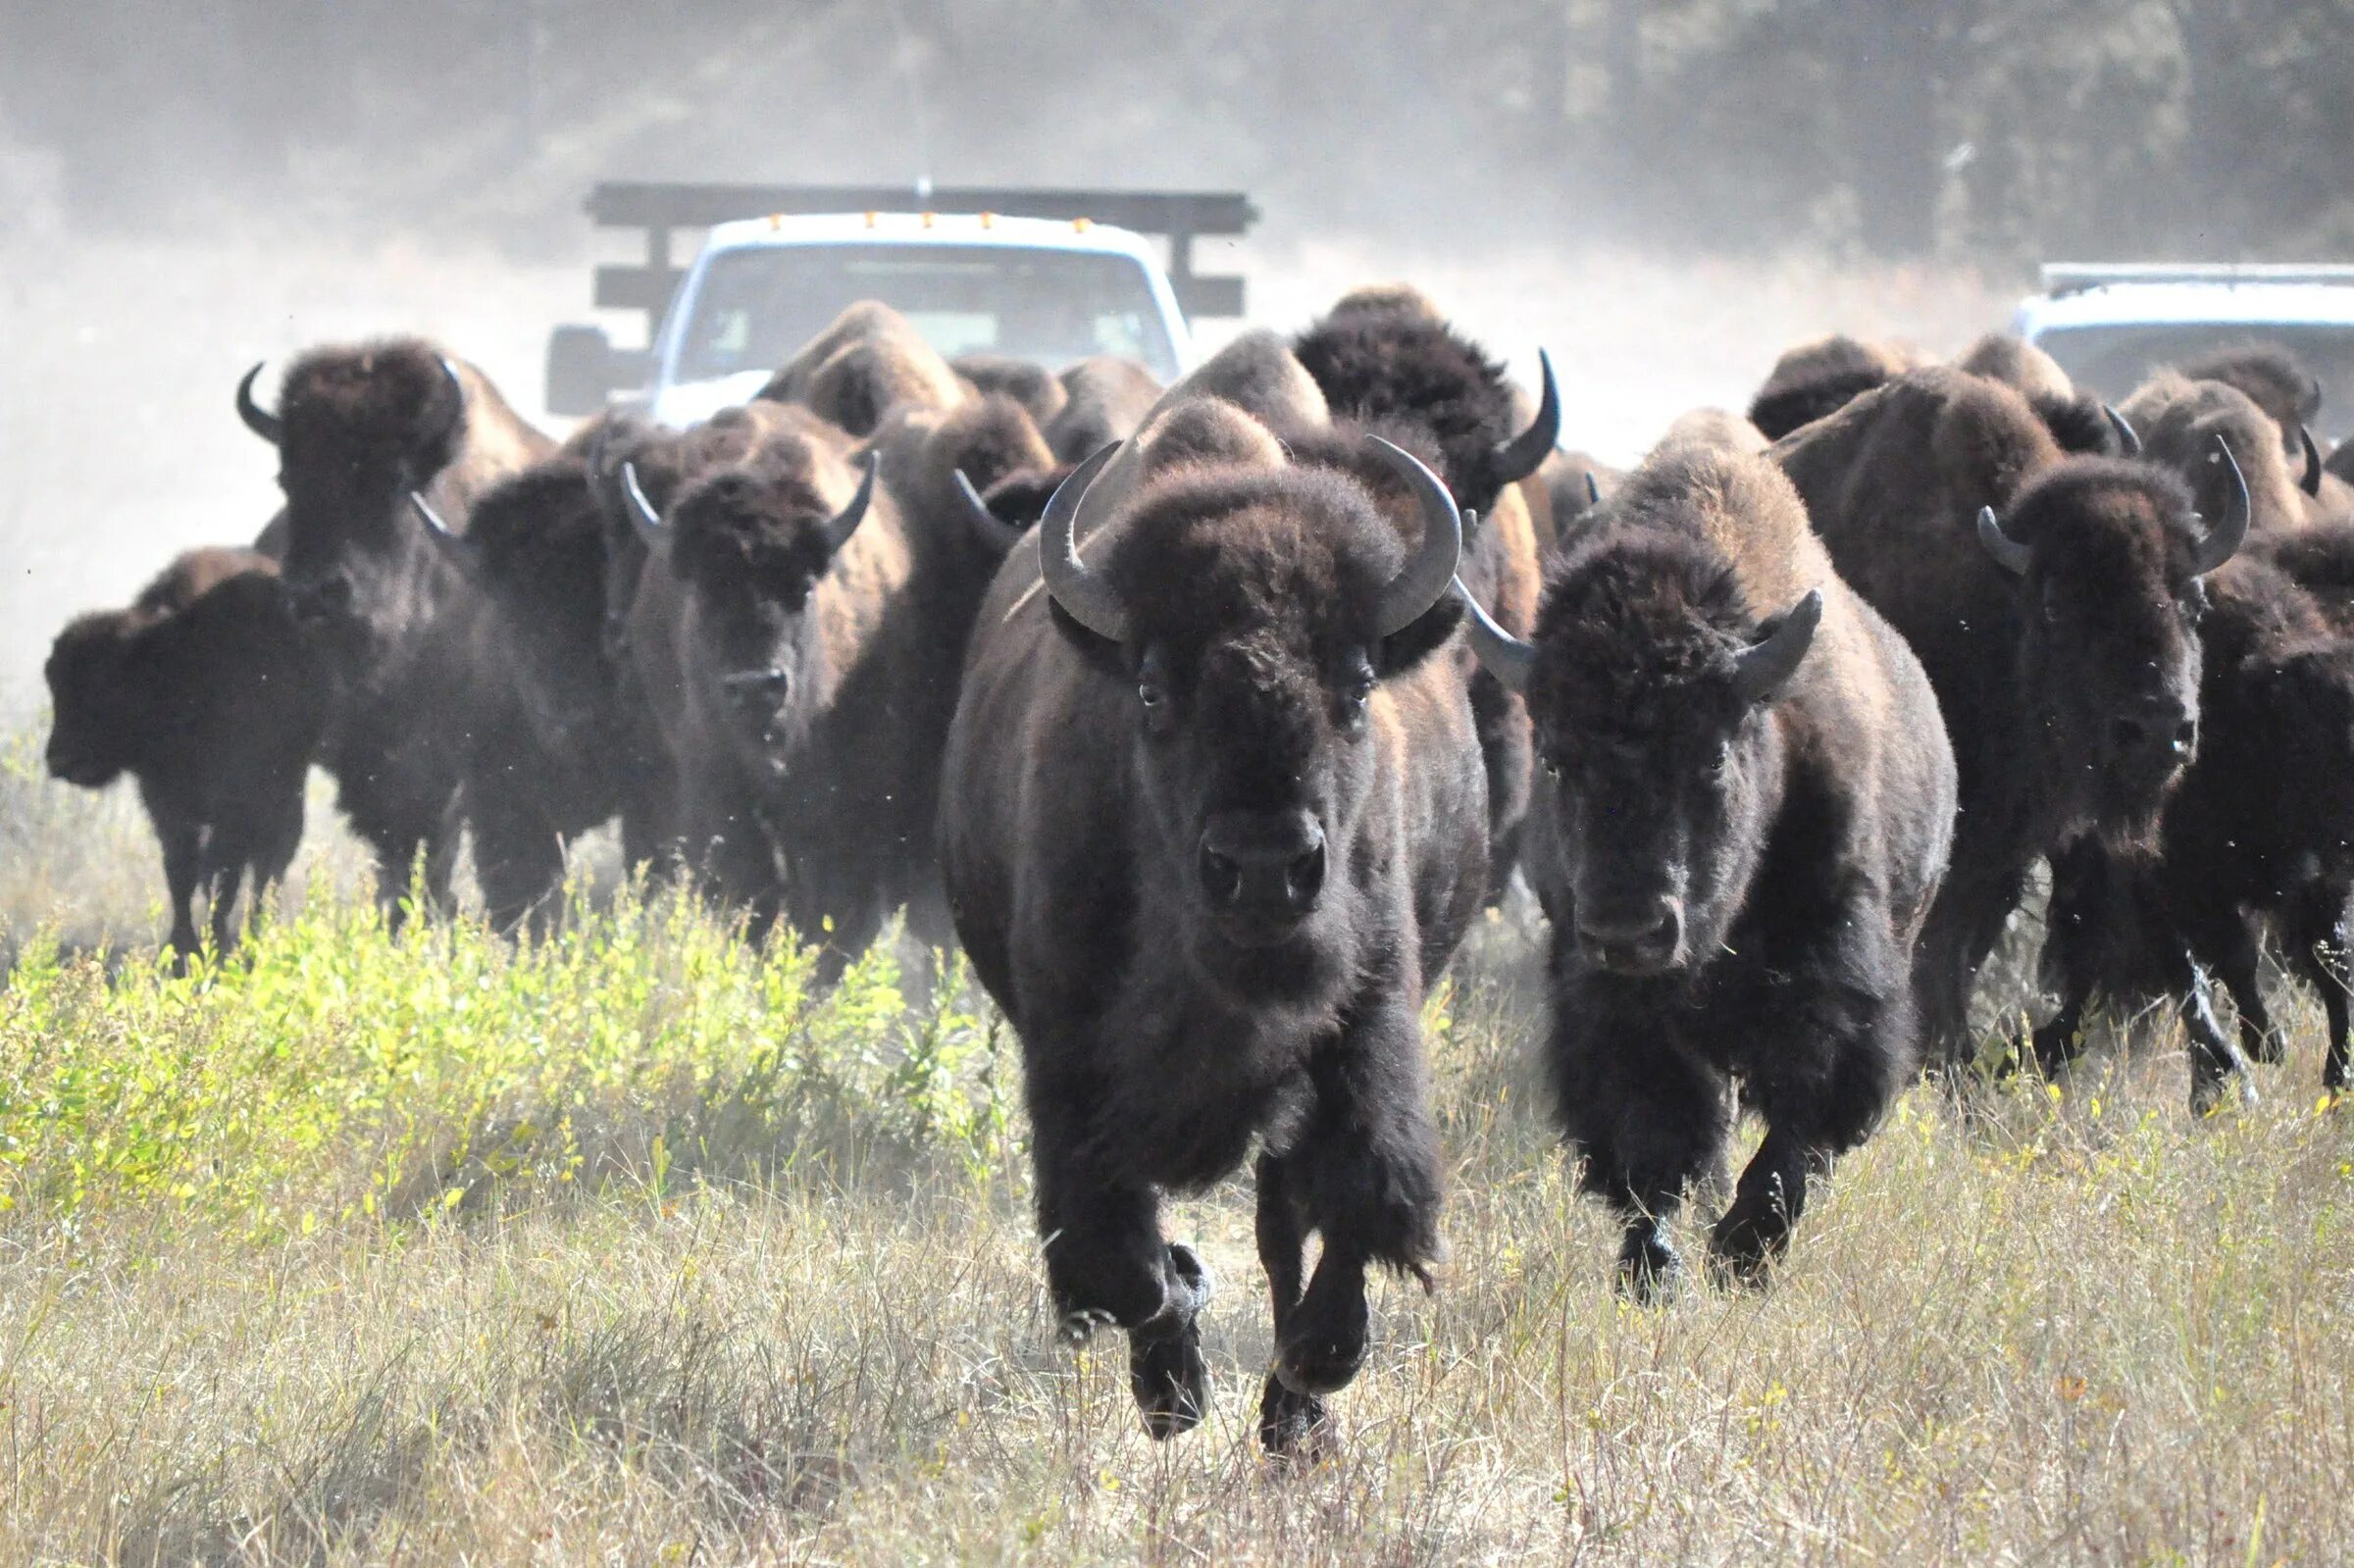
[1257,1373,1337,1461]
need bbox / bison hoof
[1257,1373,1337,1460]
[1163,1242,1214,1323]
[1129,1324,1209,1440]
[1057,1308,1115,1346]
[1705,1213,1785,1290]
[2188,1060,2257,1118]
[1614,1230,1682,1303]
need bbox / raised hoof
[1257,1372,1338,1460]
[1129,1325,1209,1440]
[2188,1054,2258,1118]
[1274,1273,1368,1397]
[1163,1242,1214,1321]
[1705,1212,1786,1291]
[1614,1230,1682,1304]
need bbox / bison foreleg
[154,811,203,972]
[1252,1150,1333,1457]
[1708,1126,1824,1287]
[2181,904,2278,1065]
[2283,885,2353,1092]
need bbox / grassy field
[5,736,2354,1564]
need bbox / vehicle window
[2034,323,2354,441]
[676,245,1181,383]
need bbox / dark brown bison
[1460,446,1954,1291]
[950,356,1166,537]
[2255,519,2354,634]
[1290,303,1558,899]
[2038,554,2354,1103]
[755,301,964,437]
[2177,342,2325,468]
[235,339,552,921]
[1746,334,1924,441]
[939,392,1487,1455]
[1774,367,2248,1067]
[951,354,1067,427]
[2122,372,2320,534]
[1955,333,2137,457]
[45,549,333,966]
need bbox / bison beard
[1462,447,1956,1293]
[939,421,1487,1453]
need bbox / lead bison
[235,339,552,920]
[45,549,333,966]
[1460,447,1955,1292]
[1775,368,2247,1066]
[939,394,1487,1454]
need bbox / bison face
[1979,456,2242,847]
[1502,541,1817,979]
[1040,443,1465,993]
[43,616,146,787]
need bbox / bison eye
[1708,739,1734,777]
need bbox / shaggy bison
[45,549,333,966]
[1775,368,2246,1066]
[939,397,1487,1454]
[1460,447,1955,1291]
[235,339,552,920]
[2122,372,2322,534]
[1746,334,1922,441]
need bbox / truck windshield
[2033,323,2354,442]
[675,244,1182,384]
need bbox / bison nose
[1575,896,1685,974]
[2107,697,2196,764]
[1199,811,1327,921]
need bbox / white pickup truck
[546,182,1256,428]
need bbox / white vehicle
[546,182,1255,428]
[2015,264,2354,442]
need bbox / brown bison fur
[2124,372,2317,533]
[1325,281,1445,323]
[45,550,332,965]
[1775,367,2233,1065]
[2255,519,2354,634]
[941,395,1486,1453]
[1047,356,1163,462]
[1746,334,1923,441]
[757,301,964,436]
[952,354,1068,427]
[2039,554,2354,1102]
[1497,446,1954,1291]
[2179,342,2324,444]
[1651,407,1767,460]
[1527,449,1622,556]
[1953,335,2128,457]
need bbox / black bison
[1459,446,1955,1291]
[235,339,552,921]
[939,394,1487,1454]
[45,549,333,965]
[1746,334,1923,441]
[1775,367,2248,1066]
[2038,554,2354,1103]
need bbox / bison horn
[408,490,476,571]
[2192,435,2250,575]
[952,469,1024,553]
[1366,435,1467,636]
[1732,588,1823,706]
[2301,424,2326,498]
[1456,576,1536,693]
[436,356,468,438]
[1584,470,1602,507]
[235,363,282,445]
[2103,404,2141,458]
[820,452,880,554]
[621,462,667,550]
[1493,348,1561,484]
[1976,506,2034,576]
[1038,441,1132,644]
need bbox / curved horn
[952,469,1023,553]
[2192,435,2250,575]
[2103,404,2141,458]
[621,462,667,550]
[1976,505,2033,576]
[1455,577,1536,693]
[819,452,879,553]
[1493,348,1561,483]
[2301,424,2326,498]
[1039,442,1132,643]
[235,362,282,445]
[1732,588,1823,706]
[1365,435,1467,636]
[408,490,476,571]
[1583,470,1602,507]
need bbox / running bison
[235,339,552,920]
[45,549,333,967]
[1775,368,2247,1066]
[2038,554,2354,1103]
[1459,446,1955,1292]
[939,402,1487,1455]
[2122,372,2321,534]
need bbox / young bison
[45,549,332,966]
[1460,447,1956,1293]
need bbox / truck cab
[546,183,1254,427]
[2016,264,2354,443]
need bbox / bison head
[1458,500,1819,978]
[639,438,878,777]
[1975,448,2246,846]
[44,612,148,788]
[1037,430,1463,987]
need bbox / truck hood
[649,371,775,430]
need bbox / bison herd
[42,285,2354,1453]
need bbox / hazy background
[3,0,2348,714]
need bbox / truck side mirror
[545,324,647,418]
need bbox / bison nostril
[2174,720,2197,752]
[2109,716,2149,753]
[1199,845,1243,906]
[1285,842,1326,907]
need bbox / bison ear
[1047,597,1128,677]
[1378,591,1465,679]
